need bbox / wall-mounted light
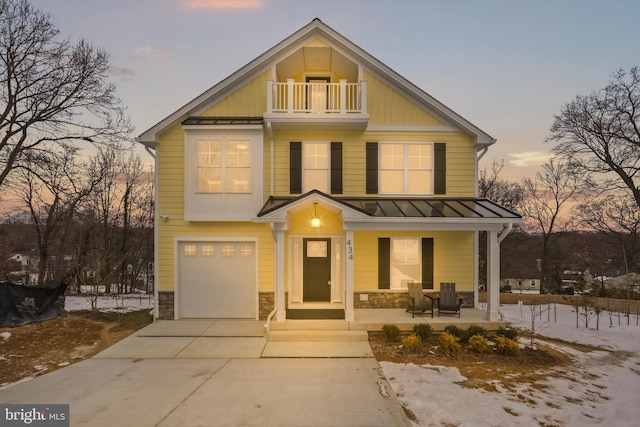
[310,202,321,229]
[160,215,170,222]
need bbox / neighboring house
[501,278,540,293]
[137,19,521,322]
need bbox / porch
[268,306,507,333]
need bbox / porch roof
[257,191,521,220]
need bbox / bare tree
[520,158,584,293]
[548,67,640,209]
[576,194,640,274]
[0,0,132,190]
[9,144,106,285]
[71,149,153,294]
[479,159,523,211]
[478,159,523,288]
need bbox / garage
[177,240,257,318]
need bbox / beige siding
[353,230,475,292]
[364,71,444,126]
[200,70,270,117]
[154,62,479,296]
[271,129,475,197]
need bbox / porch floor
[269,308,506,332]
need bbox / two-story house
[137,19,521,323]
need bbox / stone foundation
[158,290,475,319]
[157,291,175,319]
[354,291,475,309]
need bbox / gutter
[264,223,278,331]
[139,140,160,320]
[498,223,513,243]
[267,121,275,197]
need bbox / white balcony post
[266,79,273,114]
[339,79,346,114]
[359,80,367,113]
[287,79,294,114]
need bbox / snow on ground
[381,303,640,427]
[64,293,154,313]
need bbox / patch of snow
[0,332,11,340]
[382,303,640,426]
[64,294,154,313]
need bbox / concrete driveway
[0,320,412,427]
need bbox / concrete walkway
[0,320,412,427]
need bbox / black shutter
[290,142,302,194]
[366,142,378,194]
[421,238,434,290]
[331,142,343,194]
[378,237,390,289]
[434,143,446,195]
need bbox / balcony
[264,79,369,130]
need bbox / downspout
[498,223,513,243]
[495,223,513,321]
[264,222,278,331]
[263,122,277,330]
[267,121,275,197]
[474,144,490,308]
[142,141,159,320]
[477,146,489,161]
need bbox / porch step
[286,309,345,319]
[267,330,369,342]
[268,319,349,331]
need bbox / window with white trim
[390,238,421,289]
[197,139,251,193]
[380,143,433,195]
[303,142,329,193]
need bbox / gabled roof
[137,18,496,147]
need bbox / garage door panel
[178,241,256,318]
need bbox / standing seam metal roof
[257,192,521,220]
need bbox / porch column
[486,230,500,321]
[275,228,286,321]
[345,230,355,321]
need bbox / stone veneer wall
[158,290,475,320]
[157,291,175,319]
[354,291,474,309]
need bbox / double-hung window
[197,139,251,193]
[379,143,433,195]
[390,238,421,289]
[303,142,329,193]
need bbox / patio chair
[406,282,434,318]
[437,282,463,318]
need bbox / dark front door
[303,238,331,302]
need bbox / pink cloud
[127,45,169,62]
[183,0,264,8]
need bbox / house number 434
[346,240,353,260]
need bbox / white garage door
[178,241,256,318]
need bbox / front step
[268,319,349,331]
[267,330,369,342]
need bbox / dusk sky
[31,0,639,181]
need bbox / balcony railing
[267,79,367,114]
